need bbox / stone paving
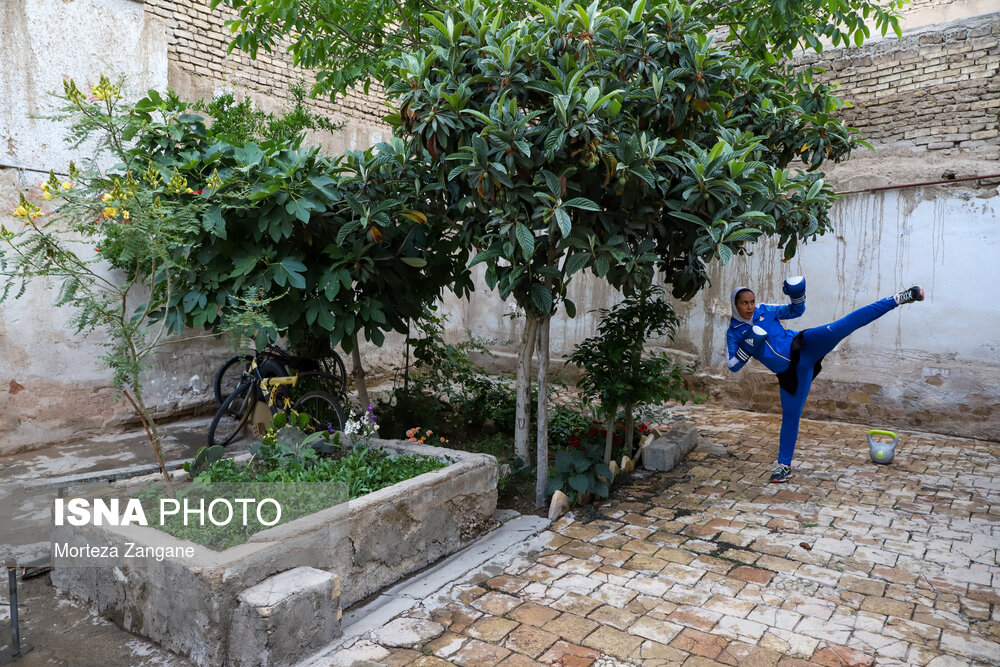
[322,405,1000,667]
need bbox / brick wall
[799,15,1000,153]
[142,0,387,129]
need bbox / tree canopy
[211,0,903,100]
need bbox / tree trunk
[514,315,540,464]
[604,414,616,467]
[351,332,370,411]
[123,388,174,496]
[535,314,550,509]
[624,402,635,459]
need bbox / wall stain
[0,0,40,134]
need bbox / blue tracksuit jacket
[726,301,804,374]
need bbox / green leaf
[470,248,502,267]
[280,258,307,289]
[555,449,574,471]
[233,143,264,168]
[229,255,259,278]
[529,283,552,314]
[336,220,361,246]
[515,223,535,260]
[400,257,427,268]
[562,197,601,212]
[565,253,589,276]
[568,474,590,494]
[202,205,226,239]
[554,208,572,237]
[564,298,576,318]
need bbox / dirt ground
[0,418,215,666]
[1,570,191,667]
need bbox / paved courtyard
[319,405,999,667]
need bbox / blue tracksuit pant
[778,297,898,465]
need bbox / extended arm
[768,276,806,319]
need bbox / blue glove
[736,325,769,362]
[783,276,806,304]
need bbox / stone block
[642,425,707,471]
[227,567,341,667]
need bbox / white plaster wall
[1,0,168,171]
[0,0,230,454]
[448,186,1000,440]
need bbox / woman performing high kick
[725,277,925,483]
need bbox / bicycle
[208,351,346,447]
[213,343,347,406]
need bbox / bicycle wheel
[213,354,253,406]
[322,352,348,398]
[292,391,346,435]
[208,382,255,447]
[294,371,346,401]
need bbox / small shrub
[545,441,613,505]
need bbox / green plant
[570,287,698,462]
[384,0,872,508]
[73,85,474,410]
[0,75,237,489]
[194,83,343,146]
[547,404,591,449]
[184,445,226,477]
[566,419,652,464]
[214,0,904,509]
[545,441,613,505]
[212,0,903,102]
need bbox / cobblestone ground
[330,405,999,667]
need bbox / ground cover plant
[145,409,448,549]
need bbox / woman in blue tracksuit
[725,278,925,483]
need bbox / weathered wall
[0,0,398,454]
[672,185,1000,441]
[142,0,389,156]
[800,16,1000,157]
[898,0,1000,30]
[0,0,209,455]
[447,12,1000,441]
[3,1,998,451]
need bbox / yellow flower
[103,207,118,219]
[13,204,27,219]
[61,181,74,190]
[121,209,130,221]
[101,193,114,202]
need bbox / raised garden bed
[51,439,497,666]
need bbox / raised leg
[800,296,898,361]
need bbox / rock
[643,425,710,472]
[324,641,391,667]
[227,567,341,667]
[609,461,620,480]
[694,437,729,458]
[498,463,511,478]
[548,490,571,522]
[621,455,635,472]
[374,617,446,649]
[633,434,655,466]
[492,509,520,524]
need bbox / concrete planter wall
[51,441,498,666]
